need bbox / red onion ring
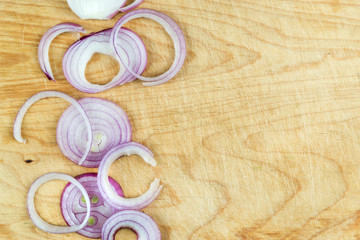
[13,91,92,166]
[56,97,131,167]
[27,173,91,234]
[110,9,186,86]
[98,142,162,210]
[63,28,147,93]
[101,210,161,240]
[38,23,86,81]
[61,173,124,238]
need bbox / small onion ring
[61,173,124,238]
[38,23,86,81]
[13,91,92,166]
[63,28,147,93]
[110,9,186,86]
[101,210,161,240]
[27,172,91,234]
[98,142,163,210]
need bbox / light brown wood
[2,0,360,239]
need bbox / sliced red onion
[38,23,86,81]
[57,97,132,168]
[61,173,124,238]
[27,173,91,234]
[63,28,147,93]
[67,0,126,20]
[110,9,186,86]
[13,91,92,166]
[101,210,161,240]
[98,142,162,210]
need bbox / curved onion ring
[98,142,162,210]
[110,9,186,86]
[13,91,92,166]
[63,28,147,93]
[57,97,132,167]
[27,172,91,234]
[61,173,124,238]
[38,23,86,81]
[101,210,161,240]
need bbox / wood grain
[2,0,360,239]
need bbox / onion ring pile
[21,4,185,240]
[38,9,186,93]
[15,92,163,239]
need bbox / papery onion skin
[63,28,147,93]
[13,91,92,166]
[110,9,186,86]
[101,210,161,240]
[27,173,91,234]
[98,142,163,210]
[56,97,132,167]
[38,23,86,81]
[61,173,124,239]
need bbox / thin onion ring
[110,9,186,86]
[27,172,91,234]
[101,210,161,240]
[38,23,86,81]
[98,142,162,210]
[13,91,92,166]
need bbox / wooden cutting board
[2,0,360,239]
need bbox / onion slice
[13,91,92,166]
[57,97,132,167]
[63,28,147,93]
[98,142,162,210]
[101,210,161,240]
[61,173,124,238]
[38,23,86,81]
[27,172,91,234]
[110,9,186,86]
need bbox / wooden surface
[3,0,360,239]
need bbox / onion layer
[110,9,186,86]
[63,28,147,93]
[27,173,91,234]
[66,0,143,20]
[61,173,124,238]
[102,210,161,240]
[13,91,92,166]
[98,142,162,210]
[57,97,131,167]
[38,23,86,81]
[67,0,126,20]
